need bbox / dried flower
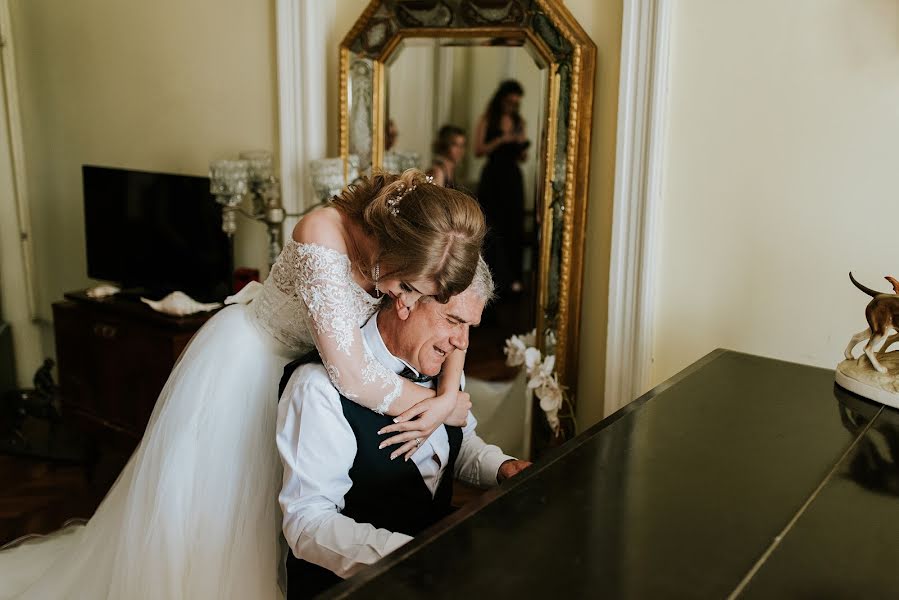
[504,335,528,367]
[525,353,552,384]
[537,378,563,413]
[544,329,557,353]
[504,330,571,438]
[524,347,543,375]
[521,329,537,348]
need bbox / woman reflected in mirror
[428,124,466,188]
[474,79,528,296]
[385,118,399,152]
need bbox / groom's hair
[465,255,496,304]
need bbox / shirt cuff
[336,531,414,579]
[483,452,517,486]
[384,531,414,554]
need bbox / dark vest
[279,352,463,599]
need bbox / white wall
[9,0,278,357]
[653,0,899,384]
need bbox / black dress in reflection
[477,124,525,296]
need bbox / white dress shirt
[276,312,515,579]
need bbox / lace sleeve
[294,244,403,414]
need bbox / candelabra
[308,155,360,203]
[209,151,285,266]
[382,151,420,174]
[210,153,364,266]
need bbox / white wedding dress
[0,241,408,599]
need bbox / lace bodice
[247,240,403,413]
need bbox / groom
[276,259,530,599]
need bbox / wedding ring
[414,437,422,447]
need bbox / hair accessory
[386,180,421,216]
[425,175,434,184]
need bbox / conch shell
[141,291,222,316]
[86,285,121,298]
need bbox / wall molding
[276,0,332,231]
[0,0,37,318]
[605,0,671,414]
[0,0,45,384]
[276,0,301,222]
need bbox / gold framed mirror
[339,0,596,439]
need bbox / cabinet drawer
[53,301,201,437]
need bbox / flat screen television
[83,165,233,302]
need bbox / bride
[0,169,486,599]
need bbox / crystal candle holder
[239,150,274,182]
[309,155,360,202]
[209,159,249,235]
[239,150,275,215]
[382,151,420,174]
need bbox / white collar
[361,312,422,378]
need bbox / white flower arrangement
[503,329,575,437]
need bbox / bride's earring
[373,263,381,297]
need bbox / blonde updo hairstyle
[331,168,486,303]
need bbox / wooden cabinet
[53,291,216,441]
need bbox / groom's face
[398,289,485,376]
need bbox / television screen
[83,165,233,302]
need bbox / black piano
[324,350,899,598]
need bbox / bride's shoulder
[291,206,349,255]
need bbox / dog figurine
[882,276,899,353]
[887,275,899,294]
[844,272,899,374]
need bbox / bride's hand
[377,390,462,460]
[446,391,471,427]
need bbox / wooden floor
[0,417,130,546]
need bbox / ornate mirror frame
[339,0,596,406]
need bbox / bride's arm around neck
[287,206,437,418]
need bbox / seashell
[141,291,222,316]
[86,285,121,298]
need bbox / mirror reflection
[385,40,546,387]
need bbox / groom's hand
[497,459,532,483]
